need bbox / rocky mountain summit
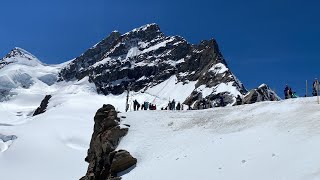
[59,23,247,107]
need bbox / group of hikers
[133,99,185,111]
[284,84,298,99]
[284,79,319,99]
[166,99,183,110]
[132,79,320,112]
[133,99,157,111]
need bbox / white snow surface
[209,62,229,74]
[1,72,320,180]
[1,49,320,180]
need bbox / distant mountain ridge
[0,24,279,107]
[58,23,248,107]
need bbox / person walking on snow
[288,88,293,98]
[133,99,138,111]
[137,102,140,111]
[313,79,318,96]
[284,84,289,99]
[172,99,176,110]
[176,102,181,110]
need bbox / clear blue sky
[1,0,320,97]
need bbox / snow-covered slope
[1,81,320,180]
[0,48,66,101]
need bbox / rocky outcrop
[110,150,137,176]
[33,95,52,116]
[59,24,246,107]
[81,104,136,180]
[243,84,280,104]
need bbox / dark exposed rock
[110,150,137,175]
[243,84,281,104]
[59,24,247,107]
[33,95,52,116]
[81,104,136,180]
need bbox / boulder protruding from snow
[81,104,135,180]
[243,84,280,104]
[110,150,137,176]
[33,95,52,116]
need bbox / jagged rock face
[243,84,280,104]
[81,104,136,180]
[33,95,52,116]
[58,24,246,107]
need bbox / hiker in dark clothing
[133,99,138,111]
[176,102,181,110]
[288,88,293,98]
[236,95,242,105]
[284,85,289,99]
[168,101,172,110]
[172,99,176,110]
[137,102,140,111]
[313,79,318,96]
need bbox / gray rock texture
[58,24,247,107]
[243,84,281,104]
[33,95,52,116]
[81,104,136,180]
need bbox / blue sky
[1,0,320,97]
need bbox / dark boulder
[110,150,137,175]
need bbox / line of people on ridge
[133,99,186,111]
[133,100,157,111]
[164,99,184,110]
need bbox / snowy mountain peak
[5,47,37,60]
[1,47,42,67]
[131,23,160,33]
[59,24,248,107]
